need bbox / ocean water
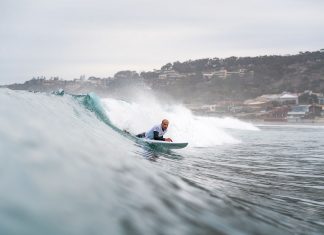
[0,88,323,235]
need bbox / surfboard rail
[139,138,188,149]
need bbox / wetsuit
[136,124,167,140]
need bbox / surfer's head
[161,119,169,131]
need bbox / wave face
[0,88,323,235]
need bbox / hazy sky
[1,0,324,84]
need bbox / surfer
[136,119,173,142]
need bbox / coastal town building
[279,93,299,105]
[287,105,310,121]
[243,92,298,107]
[318,97,324,105]
[203,69,249,80]
[158,70,186,80]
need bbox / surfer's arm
[153,131,165,141]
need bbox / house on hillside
[279,93,299,105]
[203,69,226,79]
[158,70,186,79]
[256,92,298,105]
[203,68,248,80]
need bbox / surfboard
[122,130,188,149]
[139,138,188,149]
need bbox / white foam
[102,96,258,147]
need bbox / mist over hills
[4,50,324,104]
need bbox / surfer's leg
[136,133,145,138]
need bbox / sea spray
[101,97,259,147]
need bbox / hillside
[4,50,324,104]
[141,50,324,103]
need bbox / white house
[279,93,299,105]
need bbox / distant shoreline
[250,120,324,126]
[194,112,324,125]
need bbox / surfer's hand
[165,138,173,142]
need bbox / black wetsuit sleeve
[153,131,165,141]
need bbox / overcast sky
[1,0,323,84]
